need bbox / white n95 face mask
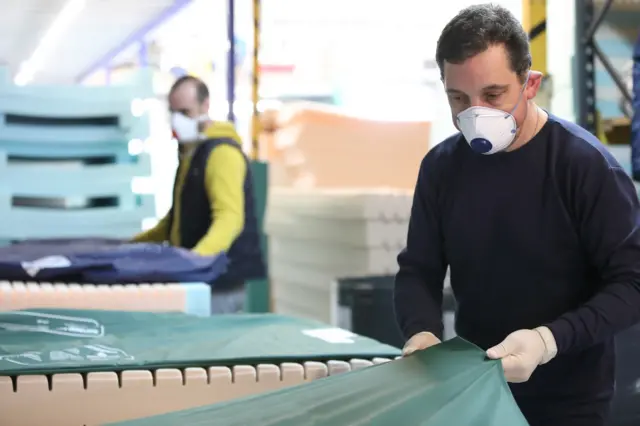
[456,74,530,155]
[171,112,209,144]
[456,106,518,155]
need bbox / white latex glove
[402,331,442,356]
[486,326,558,383]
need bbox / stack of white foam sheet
[265,187,413,324]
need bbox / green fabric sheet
[0,309,400,375]
[109,337,529,426]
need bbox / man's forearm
[394,260,446,340]
[194,143,246,256]
[546,164,640,354]
[394,154,448,341]
[131,214,169,243]
[394,284,444,339]
[192,212,243,256]
[546,281,640,354]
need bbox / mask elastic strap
[504,71,531,119]
[197,114,212,139]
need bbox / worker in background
[133,76,265,314]
[394,5,640,426]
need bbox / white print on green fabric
[0,311,104,338]
[302,328,357,344]
[20,255,72,277]
[0,344,135,366]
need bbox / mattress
[0,309,400,425]
[109,337,528,426]
[0,281,211,316]
[0,309,399,375]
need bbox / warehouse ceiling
[0,0,184,85]
[4,0,632,87]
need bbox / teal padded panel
[0,152,151,199]
[182,283,212,316]
[0,195,155,240]
[0,67,153,147]
[245,161,270,313]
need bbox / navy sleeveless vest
[167,138,266,289]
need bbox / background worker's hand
[402,331,441,356]
[486,326,558,383]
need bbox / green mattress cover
[109,337,528,426]
[0,309,400,375]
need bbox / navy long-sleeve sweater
[394,114,640,423]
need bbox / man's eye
[486,94,500,101]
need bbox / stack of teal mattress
[0,67,154,242]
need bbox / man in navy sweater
[394,4,640,426]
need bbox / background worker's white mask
[456,74,530,155]
[171,112,209,144]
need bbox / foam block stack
[264,103,430,188]
[0,67,155,243]
[266,188,413,324]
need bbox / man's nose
[469,97,490,108]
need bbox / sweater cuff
[545,317,572,355]
[403,324,442,342]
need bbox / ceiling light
[14,0,86,85]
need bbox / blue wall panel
[595,11,639,119]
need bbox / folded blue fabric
[80,244,228,284]
[0,239,228,284]
[0,254,113,281]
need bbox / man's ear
[525,71,543,100]
[201,98,211,115]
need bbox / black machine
[335,275,404,349]
[334,275,457,349]
[609,324,640,426]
